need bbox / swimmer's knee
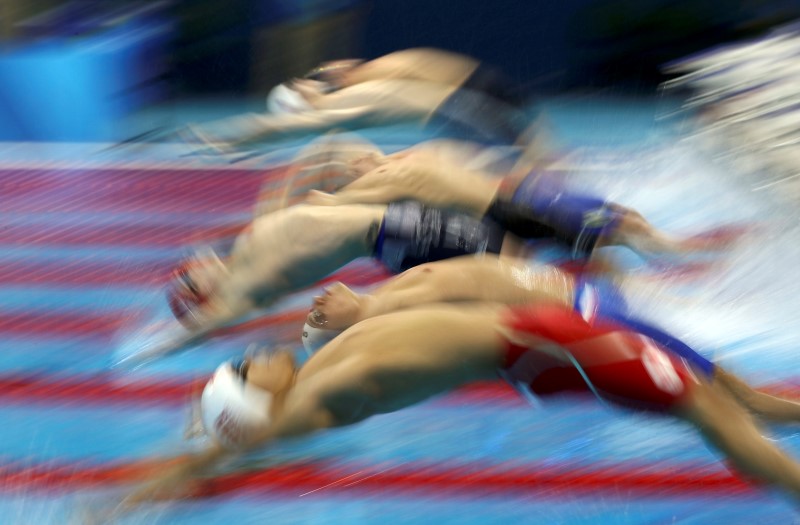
[675,378,744,427]
[672,381,715,426]
[605,209,653,248]
[617,209,649,233]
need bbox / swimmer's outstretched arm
[123,301,258,367]
[117,443,230,511]
[254,131,360,215]
[195,107,375,151]
[118,375,357,511]
[306,157,498,216]
[119,402,331,508]
[253,156,306,216]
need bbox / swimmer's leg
[598,206,743,259]
[602,312,800,424]
[500,188,699,262]
[596,207,695,257]
[676,378,800,499]
[714,368,800,424]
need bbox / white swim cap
[201,362,273,449]
[266,83,314,114]
[301,322,341,355]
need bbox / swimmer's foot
[646,259,722,281]
[677,223,756,253]
[639,225,753,279]
[311,282,365,330]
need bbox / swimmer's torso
[344,49,479,88]
[296,304,509,416]
[400,256,577,308]
[474,258,576,307]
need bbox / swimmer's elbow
[297,392,339,429]
[313,405,341,429]
[275,371,376,438]
[262,394,340,443]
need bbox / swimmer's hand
[113,321,203,369]
[118,446,228,512]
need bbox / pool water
[1,97,799,524]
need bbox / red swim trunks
[499,303,698,412]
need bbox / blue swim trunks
[511,171,624,259]
[374,201,505,273]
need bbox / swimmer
[303,130,743,261]
[118,300,800,509]
[183,78,525,154]
[303,47,526,107]
[318,258,800,467]
[182,49,529,153]
[253,133,387,215]
[300,255,800,424]
[253,133,517,216]
[138,200,581,364]
[150,124,743,365]
[202,134,508,248]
